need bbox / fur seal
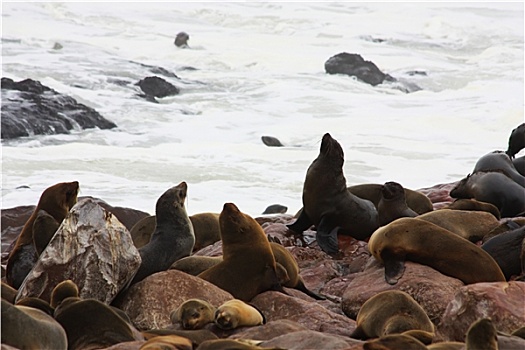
[1,281,18,303]
[426,342,465,350]
[171,255,223,275]
[363,334,428,350]
[378,181,418,226]
[1,299,68,350]
[32,209,60,256]
[196,339,276,350]
[140,335,192,350]
[473,150,525,187]
[513,155,525,176]
[482,226,525,280]
[198,203,285,301]
[465,318,498,350]
[214,299,265,330]
[351,290,434,344]
[6,181,79,289]
[287,133,379,255]
[506,122,525,159]
[368,217,506,285]
[170,298,217,330]
[130,212,220,252]
[446,198,501,220]
[417,209,500,243]
[129,182,194,286]
[348,183,433,215]
[174,32,190,48]
[450,171,525,217]
[50,279,80,308]
[15,297,54,316]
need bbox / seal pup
[129,182,194,286]
[351,290,434,344]
[465,318,498,350]
[198,203,285,301]
[287,133,379,255]
[506,122,525,159]
[1,299,68,350]
[170,299,217,330]
[377,181,418,226]
[6,181,79,289]
[214,299,265,330]
[368,217,506,285]
[174,32,190,48]
[450,171,525,218]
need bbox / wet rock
[437,281,525,341]
[174,32,190,48]
[1,77,117,140]
[15,198,141,304]
[341,259,464,324]
[261,136,284,147]
[137,76,180,99]
[251,291,356,338]
[113,269,233,330]
[325,52,394,86]
[259,330,361,350]
[262,204,288,215]
[417,181,459,209]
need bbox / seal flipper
[286,208,313,233]
[382,250,406,285]
[295,277,326,300]
[316,216,340,255]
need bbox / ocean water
[1,2,523,217]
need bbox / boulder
[113,269,233,330]
[1,77,116,140]
[437,281,525,341]
[229,319,308,341]
[136,76,180,99]
[417,182,459,209]
[341,259,464,324]
[324,52,394,86]
[251,291,356,338]
[260,330,361,350]
[15,198,141,304]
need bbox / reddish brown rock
[229,319,308,341]
[251,290,356,338]
[417,182,458,208]
[437,281,525,341]
[341,259,464,324]
[259,330,362,350]
[16,198,141,304]
[114,270,233,331]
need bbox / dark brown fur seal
[32,209,60,256]
[450,171,525,217]
[446,198,501,220]
[506,122,525,159]
[6,181,79,289]
[513,155,525,176]
[287,133,379,255]
[170,299,217,330]
[348,183,433,215]
[368,217,506,285]
[378,181,418,226]
[473,150,525,187]
[1,281,18,304]
[465,318,498,350]
[351,290,434,344]
[129,182,194,286]
[482,226,525,280]
[198,203,285,301]
[174,32,190,48]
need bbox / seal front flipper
[286,208,313,233]
[316,216,340,255]
[382,250,406,285]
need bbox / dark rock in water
[136,76,180,100]
[15,198,141,304]
[131,62,180,79]
[1,77,117,140]
[174,32,190,48]
[261,136,284,147]
[324,52,395,86]
[262,204,288,215]
[506,123,525,159]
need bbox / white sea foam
[1,2,523,216]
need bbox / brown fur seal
[417,209,500,243]
[465,318,498,350]
[348,183,433,215]
[351,290,434,344]
[131,212,220,252]
[378,181,418,226]
[446,198,501,220]
[6,181,79,289]
[1,299,68,350]
[287,133,379,255]
[32,209,61,256]
[506,122,525,159]
[50,279,80,308]
[482,226,525,280]
[368,217,506,285]
[15,297,54,316]
[426,342,465,350]
[198,203,285,301]
[214,299,265,330]
[196,339,277,350]
[129,182,195,286]
[171,255,223,275]
[450,171,525,217]
[140,334,193,350]
[1,281,18,303]
[473,150,525,187]
[363,334,428,350]
[170,298,217,330]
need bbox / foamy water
[2,2,523,217]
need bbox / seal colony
[3,124,525,349]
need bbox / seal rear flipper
[295,277,326,300]
[316,217,339,255]
[350,324,368,340]
[286,208,313,233]
[382,250,406,285]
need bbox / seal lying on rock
[287,133,379,255]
